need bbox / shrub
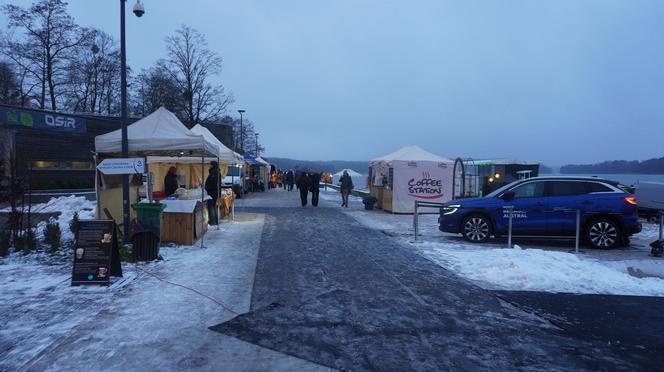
[15,229,37,254]
[44,219,62,252]
[70,211,80,237]
[0,229,9,257]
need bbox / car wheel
[586,219,621,249]
[462,215,492,243]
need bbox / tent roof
[244,154,263,166]
[95,107,218,157]
[255,156,270,166]
[191,124,243,164]
[371,145,452,164]
[333,168,363,177]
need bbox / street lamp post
[255,132,259,157]
[238,109,245,152]
[119,0,144,242]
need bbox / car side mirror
[500,190,515,201]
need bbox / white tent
[191,124,243,165]
[369,145,454,213]
[370,145,453,165]
[95,107,218,157]
[332,169,366,190]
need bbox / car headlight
[442,204,461,215]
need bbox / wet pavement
[212,189,661,370]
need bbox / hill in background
[560,157,664,174]
[268,158,368,174]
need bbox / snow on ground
[1,213,325,371]
[323,188,664,297]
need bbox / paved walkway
[21,212,328,372]
[212,189,657,370]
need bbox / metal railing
[413,200,446,241]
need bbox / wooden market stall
[94,107,222,243]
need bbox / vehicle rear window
[585,182,613,193]
[548,181,587,196]
[548,181,612,196]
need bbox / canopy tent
[95,106,218,157]
[244,154,270,191]
[369,145,454,213]
[94,107,223,237]
[332,169,366,190]
[370,145,453,165]
[190,124,243,165]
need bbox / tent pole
[200,156,205,249]
[217,156,220,230]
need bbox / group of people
[270,169,296,191]
[294,170,354,208]
[295,171,321,207]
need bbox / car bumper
[438,215,460,234]
[626,222,642,235]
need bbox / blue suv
[438,177,641,249]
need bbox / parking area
[333,189,664,297]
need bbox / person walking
[286,170,295,191]
[296,172,311,207]
[309,172,321,207]
[204,162,219,225]
[339,170,354,207]
[164,166,179,197]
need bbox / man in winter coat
[204,162,219,225]
[309,172,321,207]
[339,170,354,207]
[296,172,311,207]
[164,166,179,197]
[286,170,295,191]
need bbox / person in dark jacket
[286,170,295,191]
[309,172,321,207]
[164,166,179,197]
[339,170,354,207]
[296,172,311,207]
[204,163,219,225]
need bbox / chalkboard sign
[71,220,122,286]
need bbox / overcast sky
[2,0,663,165]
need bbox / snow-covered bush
[69,211,80,237]
[15,229,36,254]
[44,219,62,252]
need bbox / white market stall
[332,169,366,191]
[94,107,221,242]
[369,145,454,213]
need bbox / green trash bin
[131,202,166,261]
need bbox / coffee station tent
[94,107,222,237]
[369,145,454,213]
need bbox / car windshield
[484,180,521,198]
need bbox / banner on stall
[392,160,453,213]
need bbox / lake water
[543,173,664,186]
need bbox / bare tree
[164,25,233,127]
[229,117,264,155]
[132,63,181,116]
[63,30,121,115]
[0,61,21,105]
[2,0,93,110]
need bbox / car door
[498,180,549,235]
[546,181,608,236]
